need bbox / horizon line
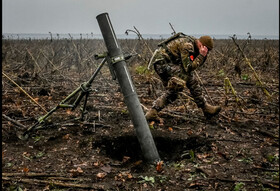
[2,32,279,36]
[2,33,279,40]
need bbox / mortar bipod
[19,52,136,140]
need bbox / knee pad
[167,77,185,91]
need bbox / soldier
[146,33,221,121]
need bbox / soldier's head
[198,36,214,51]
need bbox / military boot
[145,108,160,122]
[202,103,221,118]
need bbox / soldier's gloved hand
[199,45,208,57]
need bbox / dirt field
[2,36,279,190]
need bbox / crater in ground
[92,132,211,162]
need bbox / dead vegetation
[2,35,279,191]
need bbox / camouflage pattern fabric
[151,36,207,111]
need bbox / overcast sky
[2,0,279,37]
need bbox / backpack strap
[157,32,187,48]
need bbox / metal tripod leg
[80,92,90,120]
[20,86,83,139]
[20,57,107,139]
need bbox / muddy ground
[2,37,279,190]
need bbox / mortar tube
[96,12,160,163]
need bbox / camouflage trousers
[152,55,205,111]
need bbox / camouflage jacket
[160,36,207,74]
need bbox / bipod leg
[80,92,90,120]
[18,105,61,140]
[19,87,83,140]
[19,57,107,140]
[18,121,40,140]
